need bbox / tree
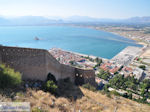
[0,64,22,89]
[43,80,58,94]
[109,74,125,89]
[95,57,102,65]
[140,79,150,98]
[139,65,146,70]
[128,92,132,99]
[97,69,110,80]
[69,61,75,65]
[103,84,109,92]
[125,76,138,91]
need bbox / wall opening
[75,73,84,86]
[47,73,57,84]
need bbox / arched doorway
[47,73,57,84]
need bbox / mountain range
[0,16,150,25]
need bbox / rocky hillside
[0,81,150,112]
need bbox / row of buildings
[99,61,145,80]
[49,48,97,69]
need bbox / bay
[0,26,141,59]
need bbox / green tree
[140,79,150,98]
[0,64,22,89]
[95,57,102,66]
[109,74,125,89]
[97,69,110,80]
[43,80,58,94]
[69,61,74,65]
[139,65,146,70]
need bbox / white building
[133,67,145,80]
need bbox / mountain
[10,16,64,25]
[64,16,150,23]
[126,16,150,23]
[63,15,116,23]
[0,16,63,26]
[0,17,10,25]
[0,16,150,25]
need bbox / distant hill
[63,15,115,23]
[0,17,10,25]
[0,16,63,26]
[126,16,150,23]
[64,16,150,23]
[0,16,150,25]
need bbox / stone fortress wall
[0,46,95,85]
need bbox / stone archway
[47,73,57,84]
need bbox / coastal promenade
[49,48,108,67]
[70,50,108,61]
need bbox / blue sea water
[0,26,142,59]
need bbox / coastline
[104,31,148,47]
[69,24,148,47]
[54,48,109,61]
[91,27,148,47]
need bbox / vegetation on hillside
[82,83,96,91]
[43,80,58,94]
[0,64,22,89]
[139,65,146,70]
[103,74,150,104]
[109,74,138,90]
[0,64,150,112]
[97,69,110,80]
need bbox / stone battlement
[0,46,95,85]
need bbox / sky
[0,0,150,19]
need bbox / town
[50,44,150,103]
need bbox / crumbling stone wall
[0,46,95,85]
[60,64,75,82]
[0,46,47,81]
[75,68,96,86]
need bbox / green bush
[97,69,110,80]
[43,80,58,94]
[139,65,146,70]
[128,92,132,99]
[0,64,22,89]
[82,83,96,91]
[103,84,109,92]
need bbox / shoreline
[1,25,147,61]
[69,24,148,47]
[104,31,148,47]
[2,24,147,47]
[51,47,109,61]
[90,27,148,47]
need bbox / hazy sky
[0,0,149,19]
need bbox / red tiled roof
[123,66,132,72]
[100,63,120,74]
[109,67,119,74]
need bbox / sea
[0,25,142,59]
